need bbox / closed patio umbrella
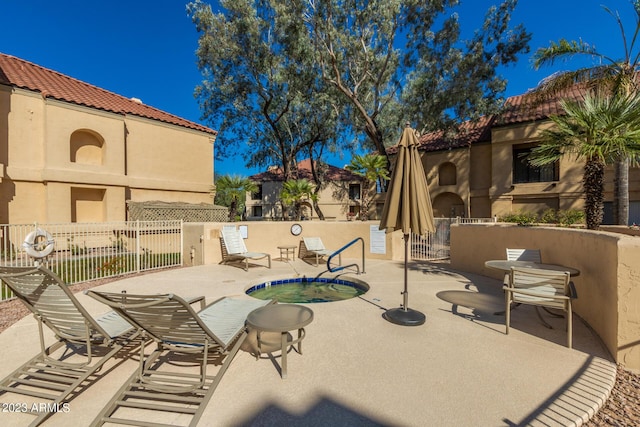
[379,123,435,326]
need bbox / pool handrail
[327,237,365,274]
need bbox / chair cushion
[198,298,272,347]
[95,311,135,338]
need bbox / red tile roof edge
[249,158,363,182]
[497,84,586,126]
[0,53,216,135]
[388,83,590,154]
[387,115,494,154]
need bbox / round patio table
[485,260,580,277]
[246,304,313,379]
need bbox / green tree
[527,91,640,230]
[305,0,530,169]
[346,154,389,220]
[190,1,530,187]
[214,175,258,221]
[280,179,318,221]
[305,150,328,221]
[188,0,344,180]
[531,1,640,225]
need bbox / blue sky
[1,0,637,176]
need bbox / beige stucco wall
[183,221,405,269]
[450,223,640,370]
[468,143,492,218]
[125,116,213,195]
[0,86,214,224]
[423,148,471,217]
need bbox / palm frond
[525,66,627,110]
[531,91,640,168]
[532,39,600,69]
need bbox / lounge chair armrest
[185,295,206,310]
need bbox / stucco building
[0,53,216,224]
[395,86,640,224]
[246,159,373,220]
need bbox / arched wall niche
[70,129,104,165]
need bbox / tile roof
[0,53,215,135]
[387,116,494,154]
[498,84,586,125]
[388,82,589,154]
[250,158,362,182]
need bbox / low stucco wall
[450,223,640,371]
[183,221,406,268]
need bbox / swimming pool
[246,276,369,303]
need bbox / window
[349,183,361,200]
[252,206,263,217]
[252,185,263,201]
[512,146,559,184]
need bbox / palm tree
[531,1,640,225]
[280,179,317,221]
[346,154,390,220]
[214,175,258,221]
[527,91,640,229]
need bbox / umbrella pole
[383,233,426,326]
[403,233,409,310]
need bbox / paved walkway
[0,259,616,426]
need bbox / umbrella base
[383,307,426,326]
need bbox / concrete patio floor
[0,258,616,426]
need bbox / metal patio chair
[504,266,575,348]
[506,248,542,263]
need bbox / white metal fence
[411,217,495,261]
[0,220,183,302]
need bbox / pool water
[246,277,369,303]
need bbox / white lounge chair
[220,228,271,271]
[299,237,341,266]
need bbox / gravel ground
[0,276,637,426]
[585,364,640,427]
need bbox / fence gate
[411,218,452,260]
[410,217,495,261]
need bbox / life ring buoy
[23,229,55,259]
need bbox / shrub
[539,208,558,224]
[499,211,538,226]
[557,209,585,227]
